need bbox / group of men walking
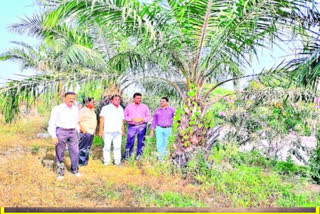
[48,92,175,180]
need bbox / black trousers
[78,132,94,166]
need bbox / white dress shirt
[100,104,124,133]
[48,103,80,138]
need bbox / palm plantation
[2,0,320,208]
[1,0,320,162]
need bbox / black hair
[82,97,94,105]
[65,91,76,97]
[161,97,169,102]
[133,92,142,98]
[111,95,121,100]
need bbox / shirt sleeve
[99,106,105,118]
[144,105,152,122]
[75,109,80,133]
[124,105,132,122]
[79,108,85,123]
[150,110,158,130]
[48,106,58,138]
[120,107,124,120]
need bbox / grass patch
[92,136,104,147]
[1,114,320,207]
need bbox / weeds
[1,114,320,207]
[31,143,41,154]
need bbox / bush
[309,131,320,183]
[184,144,319,207]
[92,136,104,147]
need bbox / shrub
[309,131,320,183]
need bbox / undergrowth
[185,144,320,207]
[1,114,320,207]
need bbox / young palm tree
[42,0,319,161]
[0,10,140,121]
[0,18,112,122]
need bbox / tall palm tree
[2,0,319,164]
[41,0,320,160]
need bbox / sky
[0,0,301,89]
[0,0,39,83]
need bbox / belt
[57,127,76,131]
[158,125,172,128]
[129,123,146,126]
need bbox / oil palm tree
[0,9,142,121]
[41,0,320,161]
[0,17,112,122]
[2,0,319,164]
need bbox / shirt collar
[63,103,75,109]
[84,106,94,111]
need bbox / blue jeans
[156,126,172,158]
[124,124,147,159]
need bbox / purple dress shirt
[151,107,175,130]
[124,103,151,125]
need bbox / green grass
[31,143,41,153]
[276,192,320,207]
[92,136,104,147]
[186,144,320,207]
[210,165,283,207]
[132,186,207,207]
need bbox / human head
[160,97,168,108]
[133,92,142,105]
[83,97,95,109]
[64,92,76,108]
[111,95,121,107]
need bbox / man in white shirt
[99,95,124,166]
[48,92,80,179]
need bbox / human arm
[99,116,104,137]
[48,107,58,139]
[150,110,158,129]
[122,120,125,136]
[79,123,87,134]
[143,105,152,122]
[79,108,86,134]
[124,105,133,122]
[136,105,152,123]
[48,107,58,144]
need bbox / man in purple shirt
[150,97,175,159]
[124,93,151,159]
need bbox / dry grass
[0,115,216,207]
[0,114,49,151]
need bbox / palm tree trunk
[173,94,210,167]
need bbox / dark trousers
[78,132,94,166]
[55,128,79,174]
[124,124,147,159]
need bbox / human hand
[52,138,58,145]
[138,118,144,123]
[132,118,140,123]
[98,130,103,138]
[150,130,154,137]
